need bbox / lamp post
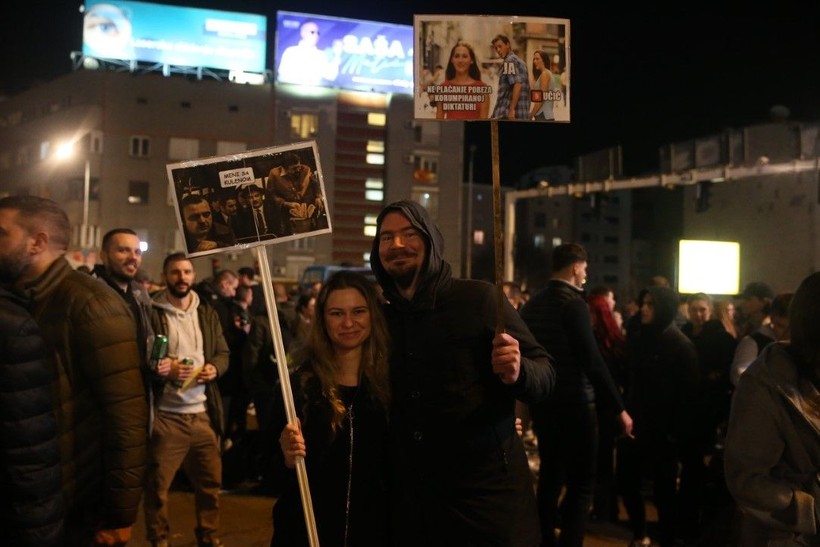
[56,142,92,252]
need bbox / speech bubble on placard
[219,167,255,188]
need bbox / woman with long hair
[269,271,392,547]
[724,272,820,546]
[588,294,628,523]
[435,41,490,119]
[529,49,560,121]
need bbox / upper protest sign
[414,15,570,123]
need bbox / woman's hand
[279,419,306,468]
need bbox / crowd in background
[3,193,818,547]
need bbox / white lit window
[169,137,199,160]
[365,178,384,202]
[217,141,247,156]
[473,230,485,245]
[366,154,384,165]
[367,112,386,126]
[552,237,563,248]
[366,140,384,153]
[364,213,378,237]
[533,234,546,249]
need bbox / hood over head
[639,285,680,330]
[369,200,448,302]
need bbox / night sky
[4,1,819,184]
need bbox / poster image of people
[414,14,570,123]
[166,141,332,258]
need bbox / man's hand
[618,410,635,439]
[93,526,132,546]
[492,332,521,384]
[196,363,218,383]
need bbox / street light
[55,141,93,251]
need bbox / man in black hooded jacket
[370,200,556,547]
[619,285,700,547]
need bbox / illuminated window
[217,141,247,156]
[364,213,378,237]
[168,137,198,160]
[367,140,384,153]
[367,112,386,126]
[533,234,546,249]
[365,178,383,202]
[290,111,319,139]
[413,154,438,183]
[552,237,563,248]
[366,154,384,165]
[473,230,485,245]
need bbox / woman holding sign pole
[269,271,392,547]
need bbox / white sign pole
[254,246,320,547]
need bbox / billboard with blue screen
[275,11,413,95]
[82,0,267,73]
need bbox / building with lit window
[0,68,466,280]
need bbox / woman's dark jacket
[369,199,556,547]
[724,342,820,546]
[269,367,390,547]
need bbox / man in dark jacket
[0,195,148,546]
[0,285,64,546]
[619,285,700,547]
[92,228,156,415]
[520,242,633,547]
[370,199,555,546]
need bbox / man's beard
[391,267,418,290]
[384,251,420,290]
[168,282,191,299]
[110,261,138,285]
[0,241,32,285]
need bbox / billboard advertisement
[82,0,267,73]
[414,15,570,122]
[166,142,331,258]
[275,11,413,95]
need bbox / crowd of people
[2,193,819,547]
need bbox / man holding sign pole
[370,200,555,546]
